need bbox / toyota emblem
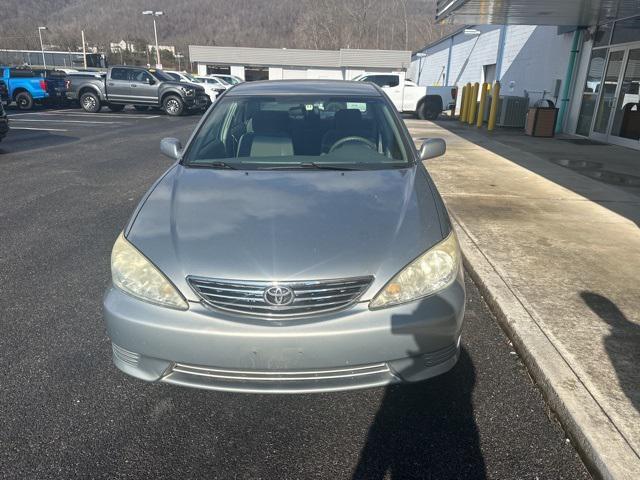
[263,286,295,307]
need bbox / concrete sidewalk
[406,119,640,479]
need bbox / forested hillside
[1,0,447,57]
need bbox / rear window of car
[9,68,36,78]
[110,68,128,80]
[183,94,410,170]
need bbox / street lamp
[38,26,48,69]
[142,10,164,68]
[175,52,184,71]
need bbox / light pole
[175,53,184,71]
[142,10,164,68]
[38,26,48,69]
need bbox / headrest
[252,111,289,134]
[335,109,363,130]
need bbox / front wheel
[80,92,101,113]
[162,95,184,116]
[15,92,34,110]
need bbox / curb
[452,216,640,480]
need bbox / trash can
[525,99,559,137]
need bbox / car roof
[227,79,381,97]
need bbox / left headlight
[111,233,188,310]
[369,231,461,309]
[180,86,195,96]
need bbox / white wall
[230,65,245,80]
[197,63,207,76]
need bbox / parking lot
[0,107,590,479]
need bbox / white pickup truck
[353,73,456,120]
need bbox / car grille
[188,276,373,318]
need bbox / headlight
[369,232,461,309]
[181,86,195,96]
[111,233,188,310]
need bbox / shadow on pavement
[352,349,485,479]
[581,291,640,414]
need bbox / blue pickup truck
[0,67,67,110]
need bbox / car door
[106,67,133,102]
[128,69,159,104]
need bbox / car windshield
[225,77,240,85]
[183,73,200,83]
[183,95,410,170]
[151,69,176,82]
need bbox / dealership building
[188,46,411,82]
[413,0,639,150]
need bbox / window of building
[593,22,613,48]
[575,49,607,136]
[611,16,640,46]
[206,65,231,75]
[244,66,269,82]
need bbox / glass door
[609,48,640,148]
[591,49,624,139]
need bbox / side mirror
[160,137,182,160]
[145,77,155,85]
[419,138,446,161]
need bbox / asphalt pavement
[0,106,590,479]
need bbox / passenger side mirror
[419,138,446,161]
[160,137,183,160]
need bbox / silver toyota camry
[103,80,465,393]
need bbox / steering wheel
[329,136,377,153]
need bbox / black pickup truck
[66,66,209,115]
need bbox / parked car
[32,69,70,106]
[163,70,219,103]
[354,73,457,120]
[66,66,209,115]
[0,67,50,110]
[210,74,243,85]
[0,100,9,142]
[0,79,8,105]
[103,79,465,394]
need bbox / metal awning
[435,0,630,26]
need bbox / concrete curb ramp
[453,216,640,480]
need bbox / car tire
[15,92,34,110]
[108,104,125,112]
[418,97,443,121]
[162,95,184,116]
[134,105,149,111]
[80,92,101,113]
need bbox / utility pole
[142,11,164,68]
[175,53,184,71]
[38,26,48,69]
[81,30,87,69]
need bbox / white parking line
[10,127,69,132]
[8,112,159,119]
[11,118,126,125]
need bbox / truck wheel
[108,104,125,112]
[418,96,443,121]
[80,92,101,113]
[134,105,149,111]
[15,92,34,110]
[163,95,184,116]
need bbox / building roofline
[412,25,471,55]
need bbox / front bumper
[103,274,465,393]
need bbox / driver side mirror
[145,77,155,85]
[160,137,183,160]
[419,138,446,161]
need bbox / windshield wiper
[190,161,238,170]
[258,162,359,171]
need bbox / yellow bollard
[468,82,479,125]
[463,82,473,123]
[488,81,501,131]
[477,82,489,127]
[459,85,467,122]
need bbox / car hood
[127,165,445,301]
[163,80,205,92]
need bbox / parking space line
[10,127,69,132]
[11,119,127,125]
[8,112,159,120]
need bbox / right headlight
[111,233,188,310]
[369,231,461,309]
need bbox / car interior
[189,97,406,164]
